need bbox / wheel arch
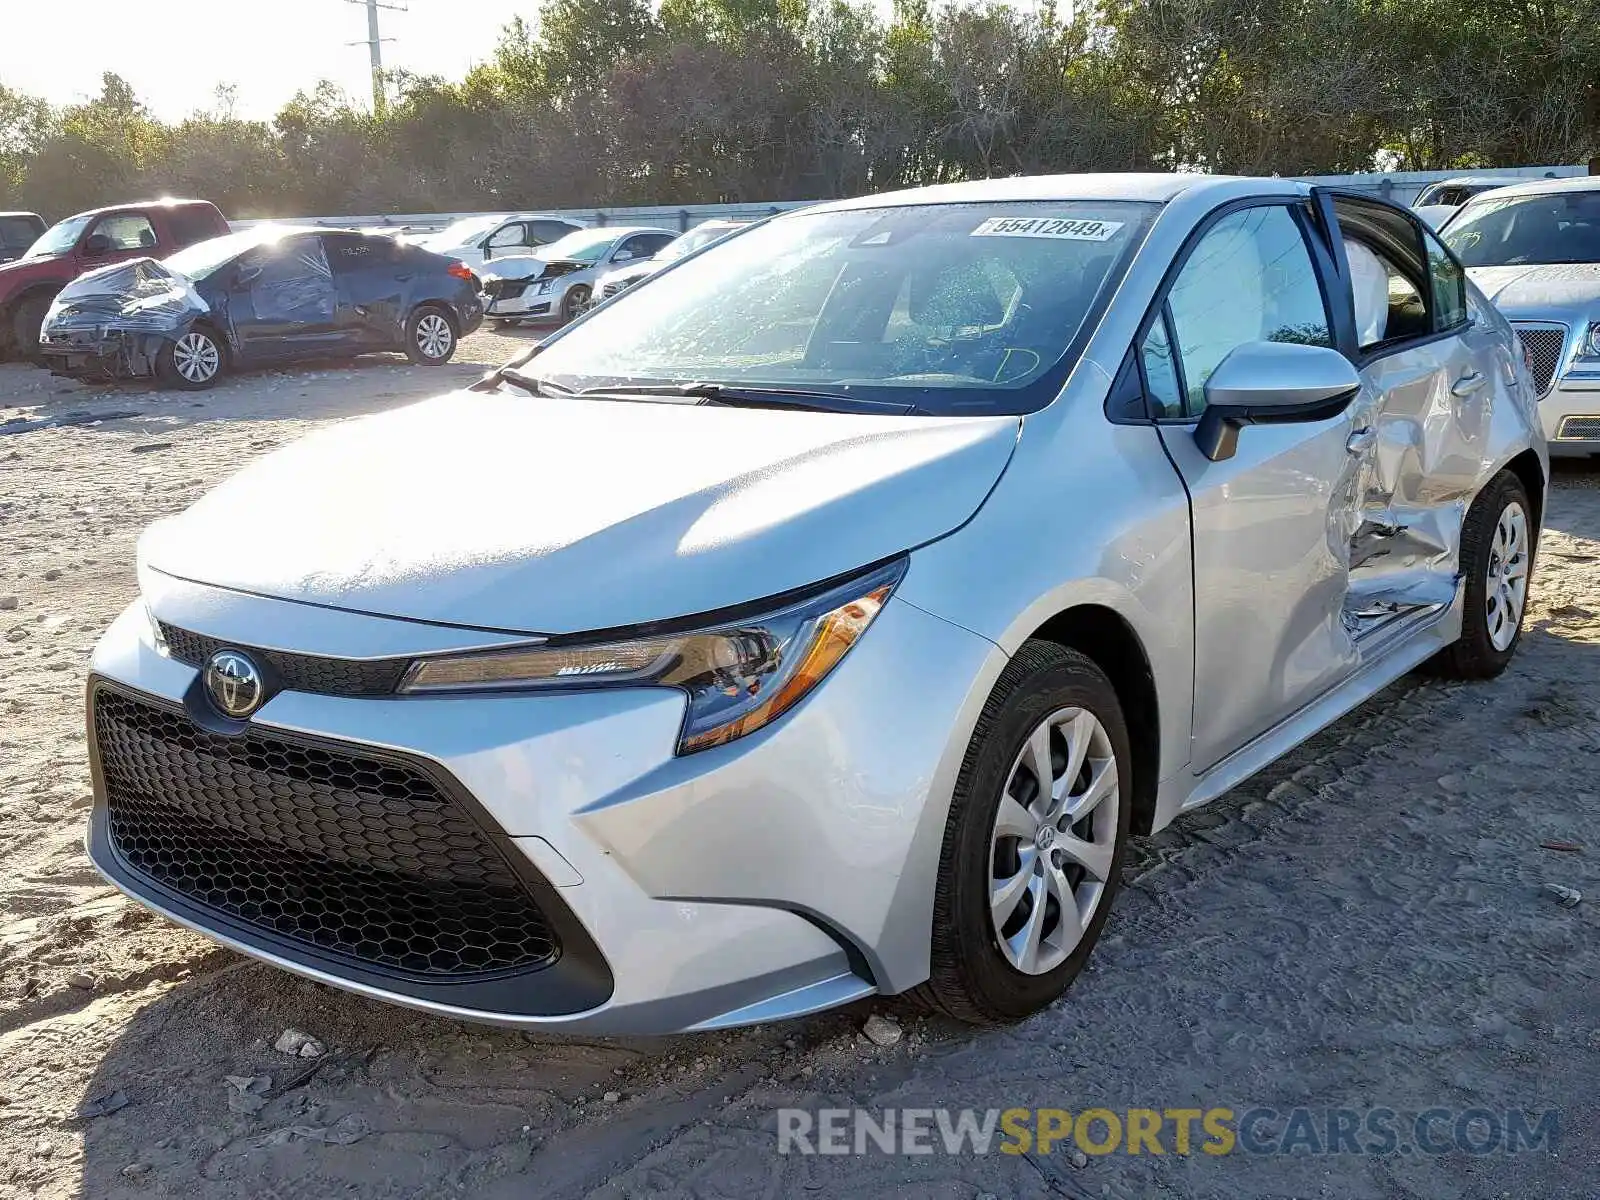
[1025,604,1162,836]
[1501,447,1545,538]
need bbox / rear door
[1322,192,1493,630]
[1142,200,1364,771]
[324,233,408,349]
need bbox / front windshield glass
[537,229,621,264]
[24,215,92,259]
[165,228,281,280]
[530,201,1155,415]
[1444,190,1600,267]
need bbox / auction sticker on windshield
[971,217,1124,241]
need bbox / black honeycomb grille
[158,622,410,697]
[93,686,559,978]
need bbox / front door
[1142,201,1365,771]
[230,234,341,362]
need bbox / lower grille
[484,278,532,301]
[93,686,559,978]
[1514,324,1566,396]
[1556,415,1600,441]
[600,280,628,299]
[157,621,409,697]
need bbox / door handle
[1346,427,1375,455]
[1451,371,1487,396]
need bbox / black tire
[561,285,590,323]
[914,640,1132,1025]
[12,293,52,363]
[1424,469,1534,680]
[405,305,457,365]
[154,326,226,390]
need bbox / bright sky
[1,1,536,120]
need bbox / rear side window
[323,233,400,273]
[1423,229,1468,331]
[167,206,224,248]
[527,220,579,245]
[0,216,42,250]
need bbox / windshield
[164,228,280,281]
[1444,190,1600,267]
[529,201,1155,415]
[24,214,92,259]
[537,229,621,265]
[426,216,502,247]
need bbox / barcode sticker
[971,217,1124,241]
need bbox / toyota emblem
[203,649,264,718]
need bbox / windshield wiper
[472,366,572,396]
[577,381,917,415]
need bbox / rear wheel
[405,306,457,365]
[916,641,1131,1025]
[155,327,225,390]
[1425,470,1533,679]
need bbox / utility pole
[345,0,407,113]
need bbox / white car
[480,226,676,327]
[409,214,584,274]
[591,220,747,303]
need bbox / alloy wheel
[415,313,453,360]
[1486,500,1529,651]
[173,332,220,384]
[989,706,1119,976]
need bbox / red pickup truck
[0,199,229,360]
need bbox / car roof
[591,225,677,237]
[65,198,220,220]
[0,211,42,219]
[1456,175,1600,204]
[1427,175,1517,188]
[808,173,1304,214]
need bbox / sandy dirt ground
[0,340,1595,1199]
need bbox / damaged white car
[480,226,676,327]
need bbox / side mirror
[83,233,112,256]
[1195,341,1360,462]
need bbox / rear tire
[405,305,457,364]
[1424,469,1534,680]
[914,641,1132,1025]
[155,327,225,390]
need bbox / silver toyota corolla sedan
[85,174,1545,1033]
[1442,176,1600,455]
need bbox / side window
[92,213,157,251]
[1139,315,1184,419]
[167,207,221,248]
[615,236,651,261]
[241,236,334,322]
[526,221,576,246]
[1424,228,1468,330]
[638,233,675,257]
[321,233,365,274]
[1164,205,1333,416]
[487,223,525,249]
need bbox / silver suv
[86,174,1544,1032]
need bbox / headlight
[1585,322,1600,358]
[399,559,906,754]
[536,279,554,295]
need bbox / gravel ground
[0,342,1595,1199]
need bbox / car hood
[1466,264,1600,319]
[139,392,1020,634]
[41,258,206,338]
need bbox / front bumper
[1540,371,1600,456]
[85,577,1000,1032]
[36,329,157,380]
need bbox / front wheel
[156,328,225,390]
[561,285,590,324]
[915,641,1131,1025]
[12,293,52,362]
[1425,470,1534,679]
[405,306,457,365]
